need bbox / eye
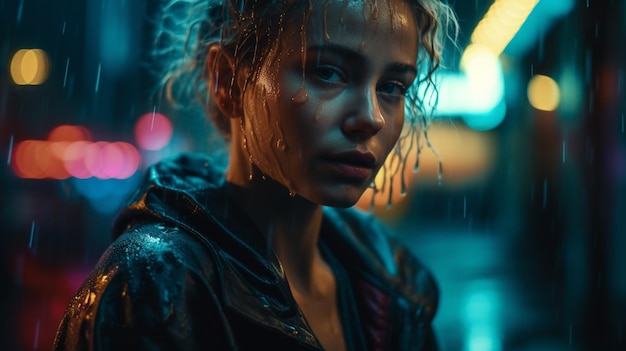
[378,81,408,98]
[311,65,345,84]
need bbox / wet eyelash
[380,81,409,97]
[309,65,346,83]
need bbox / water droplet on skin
[276,139,287,151]
[248,155,254,180]
[291,85,308,104]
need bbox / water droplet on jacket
[284,323,299,336]
[259,296,271,308]
[84,291,96,307]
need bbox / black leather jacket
[53,153,439,350]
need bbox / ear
[206,45,242,118]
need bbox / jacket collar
[113,153,322,348]
[112,153,427,348]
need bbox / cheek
[243,87,273,141]
[393,114,406,141]
[242,85,285,166]
[241,72,312,193]
[383,108,406,151]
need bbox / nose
[341,87,385,140]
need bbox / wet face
[241,0,419,207]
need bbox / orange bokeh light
[48,125,92,142]
[11,125,141,180]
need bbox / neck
[226,165,325,293]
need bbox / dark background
[1,0,625,350]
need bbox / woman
[54,0,457,350]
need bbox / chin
[315,188,364,208]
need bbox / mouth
[323,151,377,181]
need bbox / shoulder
[82,220,222,307]
[54,221,231,349]
[108,221,218,273]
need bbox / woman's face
[241,0,418,207]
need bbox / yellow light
[10,49,50,85]
[470,0,539,57]
[356,122,497,211]
[527,74,560,111]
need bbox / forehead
[310,0,415,31]
[302,0,418,59]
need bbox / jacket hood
[113,153,324,347]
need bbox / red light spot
[26,141,70,179]
[12,125,141,180]
[100,142,125,178]
[83,142,107,179]
[134,112,173,150]
[13,140,45,178]
[115,142,140,179]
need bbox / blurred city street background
[1,0,625,350]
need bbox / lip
[323,150,377,180]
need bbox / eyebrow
[307,43,417,76]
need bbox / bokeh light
[527,74,560,112]
[11,125,140,180]
[48,125,92,142]
[460,44,505,115]
[134,112,173,150]
[470,0,540,57]
[10,49,50,85]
